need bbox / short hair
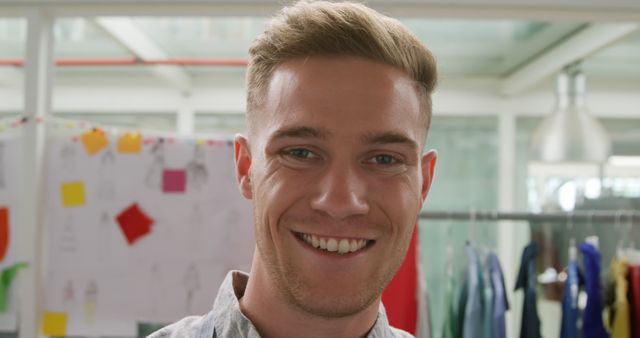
[245,1,438,135]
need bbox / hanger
[469,207,476,245]
[567,211,577,262]
[615,210,625,260]
[626,211,640,265]
[627,211,635,251]
[584,211,599,250]
[445,212,454,279]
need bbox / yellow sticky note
[117,132,142,154]
[42,311,67,336]
[61,181,85,207]
[81,129,109,155]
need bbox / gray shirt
[148,270,413,338]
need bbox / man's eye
[285,148,315,159]
[370,154,397,165]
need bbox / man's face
[235,56,436,318]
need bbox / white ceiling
[0,3,639,95]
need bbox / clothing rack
[420,210,640,224]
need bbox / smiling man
[149,1,437,337]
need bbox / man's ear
[234,134,253,200]
[420,150,437,204]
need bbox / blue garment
[514,242,541,338]
[489,253,509,338]
[560,259,580,338]
[482,267,493,338]
[580,242,609,338]
[463,244,483,338]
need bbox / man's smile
[293,231,375,255]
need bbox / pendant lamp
[530,64,611,163]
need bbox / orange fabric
[382,226,418,335]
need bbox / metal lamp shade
[530,70,611,163]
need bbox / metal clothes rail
[419,210,640,223]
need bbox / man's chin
[282,274,382,319]
[289,290,378,319]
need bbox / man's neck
[239,256,380,338]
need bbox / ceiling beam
[498,22,584,75]
[94,17,192,93]
[500,23,638,96]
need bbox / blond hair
[246,0,437,132]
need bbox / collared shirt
[148,271,413,338]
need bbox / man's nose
[309,163,370,220]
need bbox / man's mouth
[294,232,373,254]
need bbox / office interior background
[0,0,639,337]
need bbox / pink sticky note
[163,169,186,193]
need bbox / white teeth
[327,239,338,252]
[299,233,369,254]
[349,240,358,252]
[338,239,350,254]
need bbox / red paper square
[0,207,8,262]
[163,169,186,193]
[116,203,154,245]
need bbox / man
[149,1,437,337]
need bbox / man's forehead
[267,55,416,92]
[249,56,427,149]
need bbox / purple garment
[579,242,609,338]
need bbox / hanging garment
[463,244,483,338]
[580,242,609,338]
[488,253,509,338]
[482,260,493,338]
[560,259,581,338]
[514,242,541,338]
[442,273,458,338]
[628,264,640,338]
[456,271,468,338]
[417,260,433,338]
[606,258,630,338]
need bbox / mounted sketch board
[43,128,254,337]
[0,134,26,332]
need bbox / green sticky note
[0,262,28,312]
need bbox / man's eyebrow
[269,126,331,141]
[362,132,418,150]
